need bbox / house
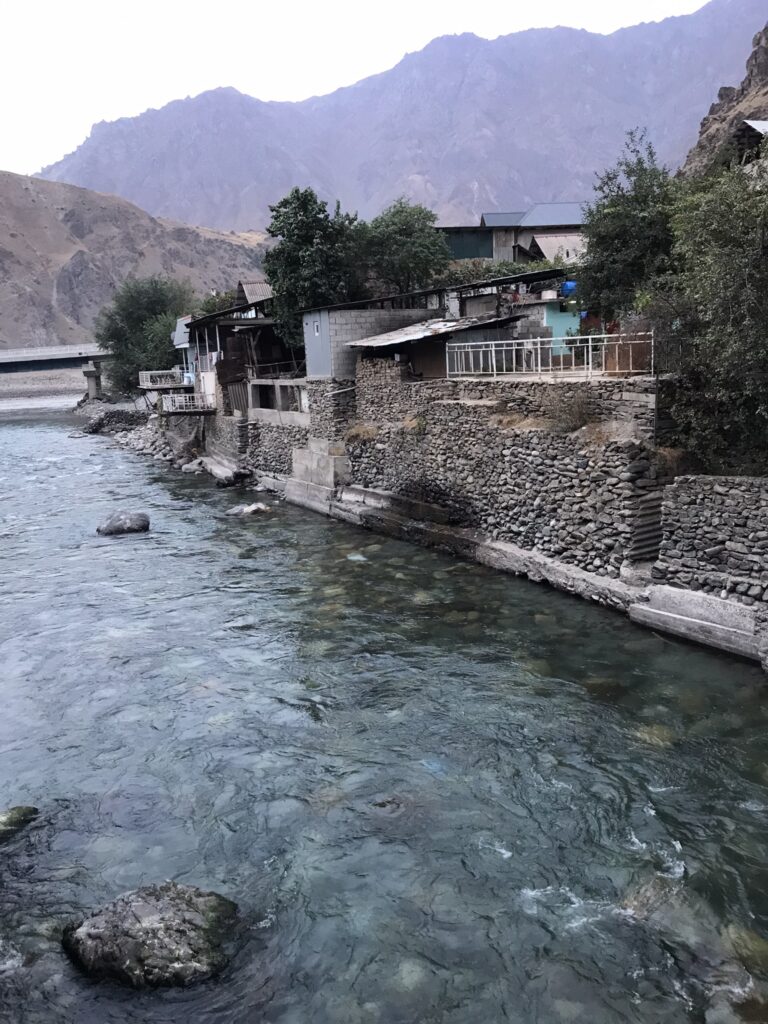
[140,275,306,418]
[439,202,586,265]
[302,269,573,381]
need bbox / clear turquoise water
[1,412,767,1023]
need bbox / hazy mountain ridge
[0,171,266,348]
[38,0,767,230]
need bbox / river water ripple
[1,412,768,1023]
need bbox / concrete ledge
[340,485,452,524]
[284,479,334,515]
[629,585,760,661]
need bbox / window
[314,321,320,336]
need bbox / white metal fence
[138,366,191,389]
[160,393,215,414]
[446,333,654,379]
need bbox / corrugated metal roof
[744,120,768,135]
[533,233,585,262]
[240,279,273,303]
[346,314,518,349]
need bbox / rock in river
[96,512,150,536]
[63,881,238,988]
[0,805,38,844]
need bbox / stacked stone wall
[243,421,310,477]
[355,358,657,438]
[204,413,246,461]
[306,378,357,441]
[654,476,768,604]
[345,357,663,576]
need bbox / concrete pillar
[82,360,102,400]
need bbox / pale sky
[3,0,708,175]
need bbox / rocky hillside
[38,0,767,230]
[683,22,768,174]
[0,171,266,348]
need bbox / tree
[196,289,238,315]
[367,198,450,294]
[263,187,367,344]
[95,276,194,393]
[578,129,674,319]
[667,162,768,472]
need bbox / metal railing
[446,333,654,379]
[138,366,192,389]
[160,392,216,414]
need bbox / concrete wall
[343,356,663,576]
[303,308,437,378]
[654,475,768,604]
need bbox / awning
[347,314,519,349]
[533,233,584,263]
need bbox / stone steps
[628,585,760,660]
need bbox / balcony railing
[138,366,193,389]
[446,333,654,379]
[246,359,306,379]
[160,392,216,414]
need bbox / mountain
[38,0,767,230]
[0,171,266,348]
[683,21,768,174]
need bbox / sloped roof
[239,279,273,303]
[480,203,585,230]
[744,119,768,135]
[480,211,525,228]
[346,314,519,349]
[519,202,585,228]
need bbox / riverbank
[0,368,85,401]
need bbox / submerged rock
[224,503,269,516]
[96,512,150,536]
[0,805,38,844]
[63,881,238,988]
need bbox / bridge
[0,344,110,371]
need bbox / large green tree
[263,187,367,344]
[95,276,194,393]
[578,129,674,320]
[367,198,450,294]
[668,161,768,472]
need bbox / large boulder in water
[0,806,38,844]
[63,882,238,988]
[96,511,150,536]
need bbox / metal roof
[480,211,525,228]
[239,279,273,303]
[744,120,768,135]
[346,314,519,349]
[302,268,565,313]
[481,203,585,229]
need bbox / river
[1,409,768,1023]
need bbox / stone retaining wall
[354,358,658,439]
[243,421,309,477]
[344,357,663,577]
[306,378,357,441]
[654,475,768,605]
